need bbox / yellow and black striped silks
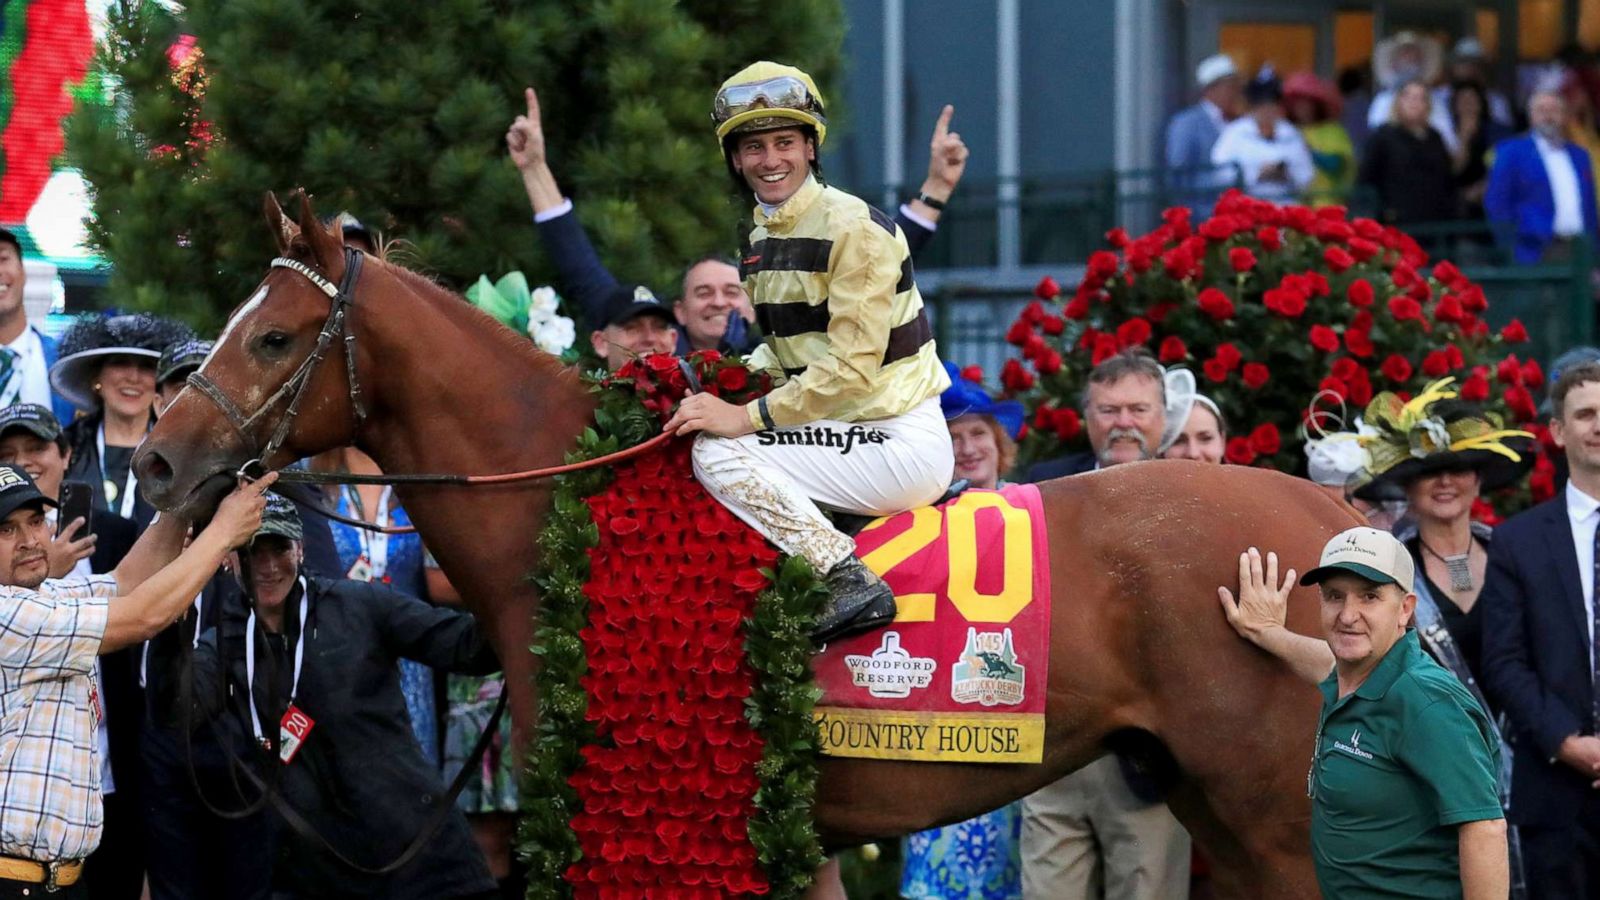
[740,176,949,430]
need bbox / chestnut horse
[137,194,1356,897]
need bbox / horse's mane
[374,256,583,393]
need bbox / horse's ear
[294,190,344,275]
[263,191,297,255]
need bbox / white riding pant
[692,397,954,574]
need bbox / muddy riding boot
[812,557,897,644]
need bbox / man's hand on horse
[663,392,756,439]
[1218,546,1295,647]
[505,86,547,172]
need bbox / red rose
[1022,333,1047,361]
[1242,362,1270,389]
[1322,246,1355,273]
[1309,325,1340,352]
[1348,237,1380,261]
[1034,276,1062,300]
[1264,286,1307,317]
[960,365,985,383]
[1319,375,1349,400]
[1348,370,1374,406]
[1087,251,1119,280]
[1203,357,1230,383]
[1197,287,1235,320]
[1459,285,1488,312]
[1432,260,1462,284]
[1506,385,1538,421]
[1162,206,1192,237]
[1421,350,1451,377]
[1032,405,1055,430]
[1380,354,1413,382]
[1158,335,1188,363]
[716,366,749,392]
[1162,246,1200,280]
[1255,226,1282,251]
[1000,358,1034,392]
[1052,407,1082,440]
[1063,295,1091,320]
[1388,296,1423,322]
[1147,301,1176,324]
[1225,436,1258,465]
[1501,318,1529,343]
[1041,314,1066,335]
[1471,498,1504,527]
[1347,278,1375,307]
[1523,359,1546,389]
[1331,357,1361,382]
[1215,343,1243,370]
[1228,247,1257,273]
[1091,335,1119,366]
[1106,227,1131,248]
[1021,300,1047,325]
[1116,317,1152,348]
[1459,372,1491,401]
[1433,294,1465,324]
[1200,217,1238,241]
[1446,344,1465,369]
[1248,423,1281,456]
[1037,348,1064,374]
[1496,355,1522,385]
[1005,319,1033,346]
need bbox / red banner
[812,484,1051,763]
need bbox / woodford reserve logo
[844,631,936,698]
[950,627,1026,706]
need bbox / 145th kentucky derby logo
[951,627,1025,706]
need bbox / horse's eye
[258,331,291,352]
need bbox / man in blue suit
[1165,54,1243,220]
[1485,89,1600,264]
[0,228,74,424]
[1482,360,1600,895]
[505,86,965,355]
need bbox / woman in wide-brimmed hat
[1284,71,1355,204]
[50,313,194,524]
[1344,379,1534,685]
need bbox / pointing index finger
[525,87,541,123]
[933,104,953,142]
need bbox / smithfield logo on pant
[756,424,891,456]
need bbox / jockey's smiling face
[732,127,815,207]
[1085,374,1165,467]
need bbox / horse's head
[136,191,368,518]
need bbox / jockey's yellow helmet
[712,61,828,147]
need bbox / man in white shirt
[1483,360,1600,896]
[1485,90,1600,263]
[1211,70,1315,202]
[0,229,74,424]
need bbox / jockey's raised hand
[505,87,547,172]
[663,392,755,439]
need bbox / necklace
[1419,538,1475,593]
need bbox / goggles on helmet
[712,76,826,128]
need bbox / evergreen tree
[70,0,844,330]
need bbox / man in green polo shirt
[1218,528,1508,898]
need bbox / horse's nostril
[142,451,173,487]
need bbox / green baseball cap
[1299,526,1416,594]
[252,493,304,544]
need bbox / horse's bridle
[185,247,367,473]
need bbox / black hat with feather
[49,313,196,412]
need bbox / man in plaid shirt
[0,464,270,897]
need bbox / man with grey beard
[1019,346,1192,899]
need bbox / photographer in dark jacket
[188,496,500,899]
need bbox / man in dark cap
[0,466,270,897]
[184,496,502,900]
[152,339,212,418]
[588,283,677,371]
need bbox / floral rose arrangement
[999,190,1555,513]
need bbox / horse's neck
[354,275,596,483]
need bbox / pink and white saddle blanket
[812,483,1052,763]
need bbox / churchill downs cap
[1299,526,1415,594]
[0,404,63,443]
[157,339,214,387]
[0,464,55,521]
[600,284,674,329]
[252,493,304,544]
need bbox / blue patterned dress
[900,803,1023,899]
[328,487,439,766]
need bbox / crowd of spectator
[1170,33,1600,264]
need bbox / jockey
[664,61,953,644]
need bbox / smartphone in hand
[57,480,93,537]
